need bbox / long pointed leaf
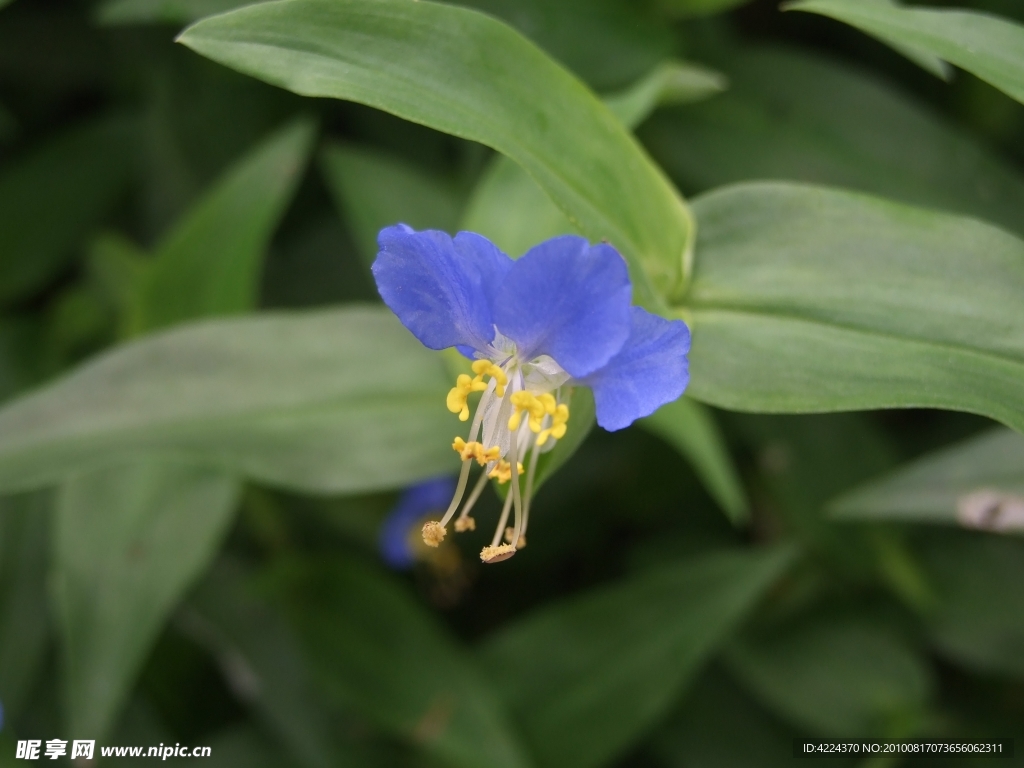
[682,182,1024,434]
[177,0,693,306]
[0,307,453,495]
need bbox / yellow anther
[504,527,527,548]
[422,521,446,547]
[447,373,486,421]
[452,437,500,465]
[509,392,569,443]
[508,390,548,432]
[537,403,570,446]
[454,515,476,533]
[487,460,524,484]
[480,543,517,563]
[452,436,473,461]
[508,409,523,432]
[471,360,508,397]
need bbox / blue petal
[581,307,691,431]
[379,476,456,569]
[493,236,632,377]
[373,225,513,352]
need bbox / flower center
[425,349,572,563]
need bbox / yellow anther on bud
[537,403,570,446]
[471,360,508,397]
[504,527,527,548]
[488,460,524,484]
[454,515,476,532]
[447,373,487,421]
[452,437,500,465]
[422,521,446,547]
[480,543,517,563]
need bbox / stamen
[508,391,552,433]
[504,526,527,548]
[422,520,446,547]
[471,360,508,397]
[487,459,524,484]
[536,403,570,446]
[430,378,494,536]
[480,543,516,563]
[446,373,487,421]
[452,438,500,466]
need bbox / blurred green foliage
[0,0,1023,766]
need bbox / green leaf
[726,610,933,737]
[643,46,1024,236]
[182,559,359,768]
[831,427,1024,532]
[785,0,1024,104]
[97,0,254,25]
[274,557,532,768]
[479,546,795,768]
[653,0,752,19]
[0,115,136,306]
[641,397,749,524]
[52,460,239,738]
[320,143,463,268]
[0,491,51,719]
[176,0,693,307]
[461,58,717,259]
[134,119,316,333]
[917,532,1024,679]
[682,182,1024,434]
[0,306,454,495]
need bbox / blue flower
[373,226,690,563]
